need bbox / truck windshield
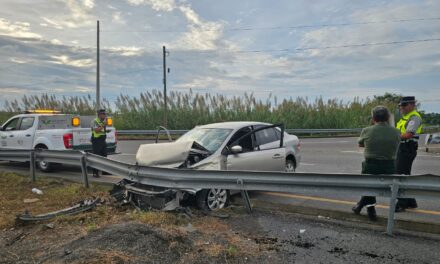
[177,128,232,153]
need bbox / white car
[131,122,301,210]
[0,110,117,171]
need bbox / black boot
[352,203,363,215]
[407,198,418,209]
[367,206,377,221]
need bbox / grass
[0,172,110,229]
[3,91,438,130]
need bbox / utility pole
[96,20,100,110]
[162,46,169,127]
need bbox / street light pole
[163,46,168,127]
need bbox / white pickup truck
[0,111,117,171]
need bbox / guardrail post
[30,150,36,182]
[237,179,252,213]
[80,154,89,188]
[387,179,399,235]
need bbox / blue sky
[0,0,439,112]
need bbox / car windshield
[177,128,232,153]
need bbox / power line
[101,17,440,33]
[172,37,440,54]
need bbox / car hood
[136,141,194,168]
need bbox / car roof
[196,121,271,130]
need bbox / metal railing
[116,126,440,137]
[0,148,439,235]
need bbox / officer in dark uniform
[395,96,423,211]
[352,106,400,221]
[91,109,107,178]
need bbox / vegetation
[1,91,439,129]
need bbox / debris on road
[23,198,39,203]
[31,188,43,195]
[16,198,101,223]
[5,232,29,246]
[300,229,306,234]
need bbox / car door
[225,125,286,172]
[14,117,36,149]
[0,117,20,148]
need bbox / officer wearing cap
[91,109,108,177]
[395,96,423,211]
[352,106,400,221]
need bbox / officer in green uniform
[91,109,107,178]
[395,96,423,211]
[352,106,400,221]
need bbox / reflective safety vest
[396,110,423,135]
[92,118,106,138]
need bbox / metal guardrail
[0,148,439,235]
[116,126,440,136]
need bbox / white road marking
[300,163,316,166]
[301,141,350,144]
[341,150,363,154]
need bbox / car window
[19,117,35,130]
[2,118,19,131]
[177,128,232,153]
[255,127,279,146]
[228,127,254,152]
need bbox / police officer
[352,106,400,221]
[91,109,108,178]
[395,96,423,211]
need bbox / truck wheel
[196,189,230,211]
[35,145,53,172]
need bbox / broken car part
[16,198,100,223]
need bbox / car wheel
[35,146,53,172]
[285,159,296,173]
[196,188,230,211]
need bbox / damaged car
[112,122,301,211]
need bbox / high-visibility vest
[396,110,423,135]
[92,118,106,138]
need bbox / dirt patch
[42,222,190,263]
[0,173,271,263]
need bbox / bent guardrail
[116,126,440,137]
[0,148,439,235]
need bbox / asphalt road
[1,136,439,226]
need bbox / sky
[0,0,439,112]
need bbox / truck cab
[0,110,117,171]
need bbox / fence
[0,148,439,235]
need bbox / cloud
[106,46,143,56]
[39,0,95,29]
[126,0,176,12]
[112,12,126,24]
[0,18,42,40]
[50,55,93,68]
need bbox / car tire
[35,146,53,172]
[196,188,230,211]
[285,159,296,173]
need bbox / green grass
[2,91,439,130]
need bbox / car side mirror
[231,145,243,154]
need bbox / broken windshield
[177,128,232,153]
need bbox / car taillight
[63,133,73,149]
